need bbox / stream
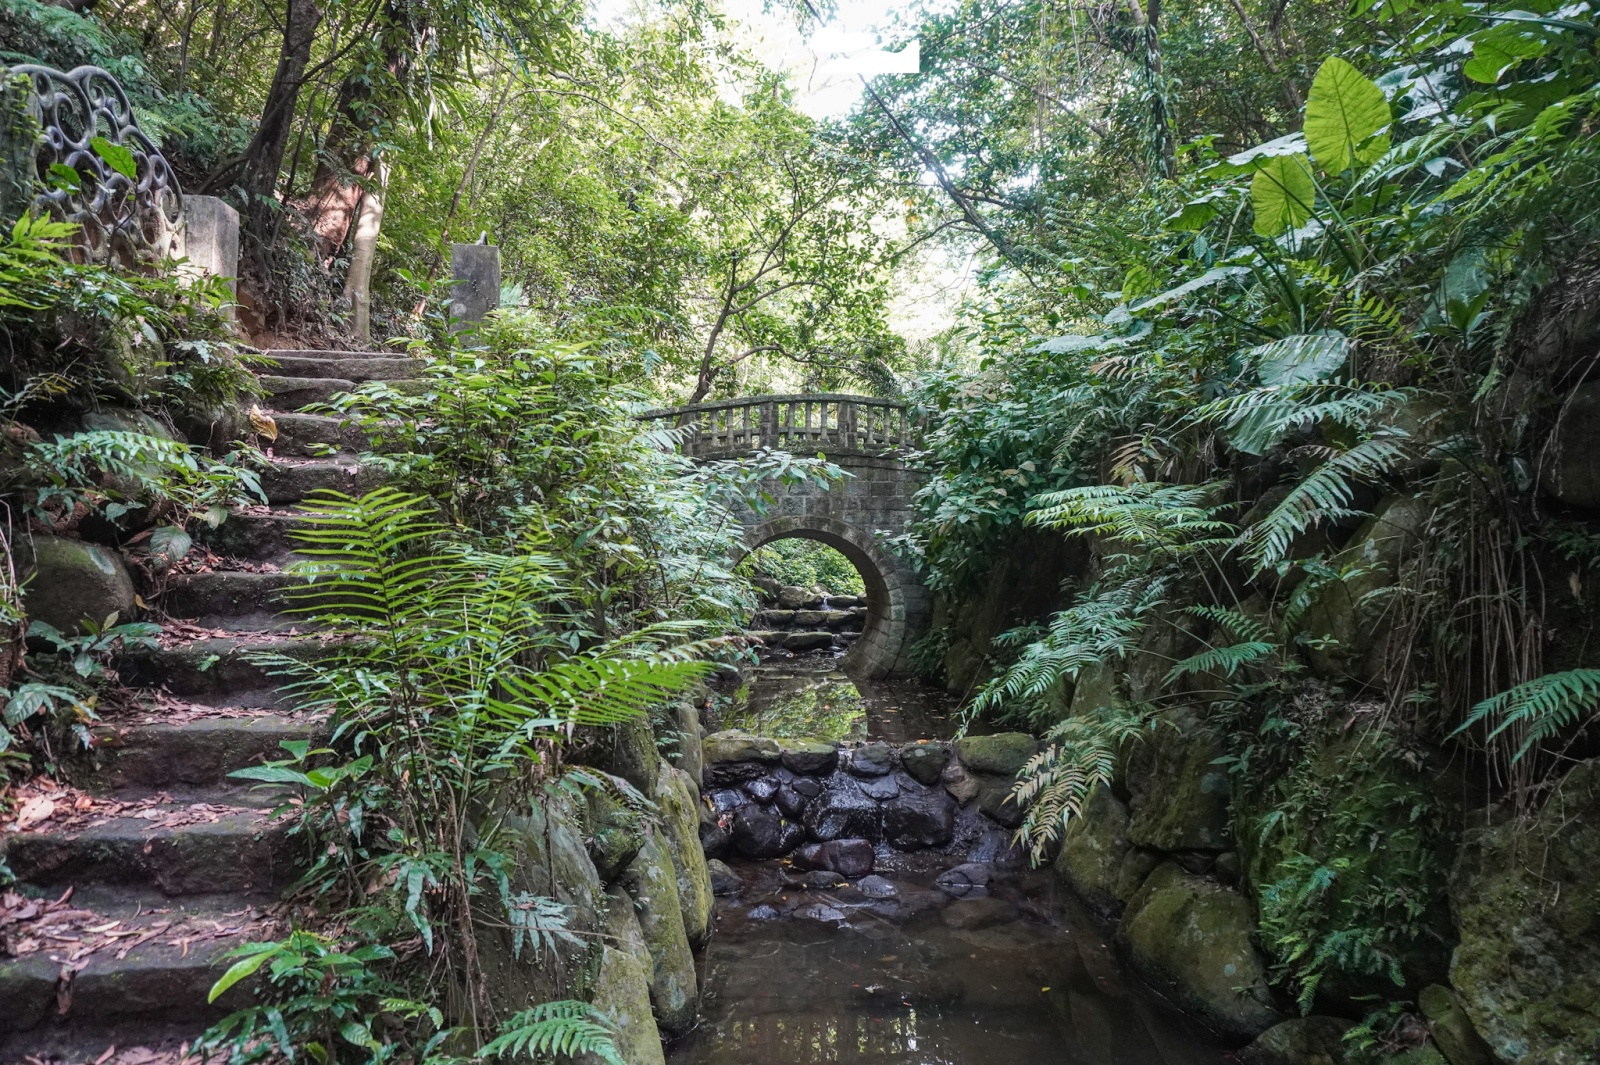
[668,659,1231,1065]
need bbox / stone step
[88,713,324,790]
[259,456,385,504]
[116,634,338,707]
[267,354,417,381]
[265,347,405,361]
[258,375,429,413]
[1,802,297,896]
[161,570,298,622]
[0,892,273,1036]
[271,411,371,457]
[198,510,313,562]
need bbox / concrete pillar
[174,195,239,295]
[450,242,501,326]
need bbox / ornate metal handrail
[641,393,913,458]
[9,64,181,264]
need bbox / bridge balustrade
[641,393,911,458]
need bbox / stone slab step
[116,634,340,706]
[198,510,313,562]
[271,411,371,457]
[1,806,297,895]
[161,570,299,622]
[265,347,405,361]
[0,894,270,1034]
[268,354,417,381]
[259,457,385,505]
[88,714,325,790]
[258,375,429,413]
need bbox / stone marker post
[175,194,240,296]
[450,242,501,326]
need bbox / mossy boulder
[1239,1016,1352,1065]
[1297,494,1432,688]
[585,790,646,884]
[954,732,1038,776]
[1125,709,1231,852]
[703,730,782,765]
[654,766,713,949]
[599,717,661,797]
[1449,758,1600,1065]
[1118,861,1280,1038]
[1418,985,1493,1065]
[778,738,837,775]
[586,890,666,1065]
[1053,784,1136,916]
[619,828,698,1035]
[16,535,136,635]
[900,741,951,785]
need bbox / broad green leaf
[90,136,138,182]
[1463,24,1554,84]
[1249,333,1351,385]
[1165,196,1219,231]
[150,525,192,565]
[1250,154,1316,237]
[1303,57,1391,173]
[208,946,277,1002]
[229,765,315,786]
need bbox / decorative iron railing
[8,63,182,263]
[641,393,913,458]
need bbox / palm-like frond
[1010,704,1156,863]
[1025,481,1236,550]
[1456,669,1600,761]
[1243,433,1413,569]
[479,1001,624,1065]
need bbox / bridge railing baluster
[639,393,911,459]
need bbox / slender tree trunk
[1125,0,1175,179]
[236,0,320,234]
[343,156,387,342]
[307,74,376,261]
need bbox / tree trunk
[343,157,387,342]
[306,74,376,262]
[237,0,320,235]
[1125,0,1175,179]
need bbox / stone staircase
[1,349,421,1064]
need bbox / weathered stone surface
[857,875,897,899]
[776,585,813,609]
[954,733,1038,776]
[803,776,883,841]
[942,897,1019,930]
[707,859,742,897]
[449,242,501,324]
[730,805,789,859]
[742,776,779,803]
[703,730,782,765]
[1545,382,1600,509]
[976,776,1024,828]
[883,786,956,849]
[942,760,980,804]
[1298,494,1433,687]
[586,790,646,883]
[1238,1016,1353,1065]
[654,767,713,950]
[589,890,667,1065]
[780,739,839,776]
[1118,862,1279,1038]
[620,829,698,1035]
[1418,985,1493,1065]
[784,631,836,651]
[792,609,830,626]
[934,863,991,899]
[16,535,136,634]
[1449,758,1600,1065]
[858,773,900,800]
[1053,784,1136,916]
[802,869,847,890]
[1125,711,1232,852]
[775,784,808,818]
[900,741,952,785]
[794,838,874,878]
[846,742,895,777]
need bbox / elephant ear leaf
[1304,56,1391,173]
[1250,154,1315,237]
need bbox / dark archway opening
[736,537,871,662]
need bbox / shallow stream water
[669,660,1230,1065]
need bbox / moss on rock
[654,765,713,949]
[1118,861,1280,1038]
[619,827,698,1035]
[953,732,1038,776]
[585,890,666,1065]
[1449,758,1600,1065]
[1053,784,1135,916]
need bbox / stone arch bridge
[643,394,929,677]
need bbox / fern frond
[480,1001,624,1065]
[1025,481,1235,550]
[1456,669,1600,761]
[1010,704,1157,863]
[1243,433,1413,569]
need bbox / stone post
[450,242,501,326]
[174,195,240,296]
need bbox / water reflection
[716,661,958,744]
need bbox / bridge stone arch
[644,394,930,678]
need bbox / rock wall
[695,729,1036,872]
